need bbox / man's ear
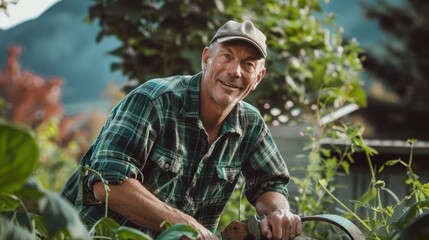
[253,66,266,90]
[202,47,210,70]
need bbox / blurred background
[1,0,428,236]
[2,0,428,140]
[1,0,428,199]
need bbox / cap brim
[216,36,267,58]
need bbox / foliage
[227,0,365,125]
[316,137,429,239]
[0,121,200,239]
[288,91,429,239]
[0,44,109,192]
[0,121,90,239]
[34,118,81,191]
[216,176,255,234]
[360,0,429,140]
[87,0,231,82]
[88,0,365,125]
[2,1,427,239]
[0,46,63,128]
[87,1,429,239]
[0,45,78,192]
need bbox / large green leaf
[156,223,199,240]
[0,216,34,240]
[389,199,429,239]
[14,176,45,201]
[0,122,39,194]
[0,194,20,211]
[115,226,152,240]
[38,190,90,239]
[91,217,153,239]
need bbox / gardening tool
[221,214,365,240]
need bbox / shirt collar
[179,72,243,136]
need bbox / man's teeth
[221,81,239,89]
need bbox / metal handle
[221,214,366,240]
[300,214,365,240]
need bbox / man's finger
[295,215,303,236]
[259,218,273,239]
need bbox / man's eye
[245,62,256,69]
[222,54,231,59]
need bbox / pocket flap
[151,152,183,174]
[216,166,240,183]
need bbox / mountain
[0,0,127,114]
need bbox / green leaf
[358,188,377,204]
[0,194,20,211]
[38,191,90,239]
[341,161,350,175]
[115,226,152,240]
[419,183,429,197]
[0,122,39,194]
[90,217,121,237]
[0,216,34,240]
[320,148,331,157]
[385,159,403,167]
[160,220,173,229]
[383,205,394,217]
[14,177,45,201]
[378,164,385,173]
[156,224,199,240]
[395,199,429,230]
[349,199,370,211]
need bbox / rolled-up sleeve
[243,128,290,205]
[84,91,159,191]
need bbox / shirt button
[164,163,170,169]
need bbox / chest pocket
[204,166,240,203]
[143,151,183,200]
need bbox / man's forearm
[93,178,196,231]
[254,191,290,216]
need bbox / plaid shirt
[60,72,290,235]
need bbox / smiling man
[60,20,302,239]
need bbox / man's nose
[227,61,241,78]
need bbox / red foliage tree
[0,45,63,128]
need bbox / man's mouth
[219,80,241,89]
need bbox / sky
[0,0,61,30]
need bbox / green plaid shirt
[60,72,290,235]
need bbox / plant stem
[377,188,387,233]
[365,149,376,184]
[16,196,35,236]
[238,177,246,221]
[318,180,371,232]
[87,168,110,218]
[364,150,378,223]
[406,141,423,212]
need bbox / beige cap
[209,20,267,58]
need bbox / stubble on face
[201,41,265,110]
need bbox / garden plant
[1,0,428,239]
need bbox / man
[60,20,302,239]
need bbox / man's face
[201,41,266,109]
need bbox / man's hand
[254,192,302,240]
[94,178,218,239]
[184,221,219,240]
[259,209,302,240]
